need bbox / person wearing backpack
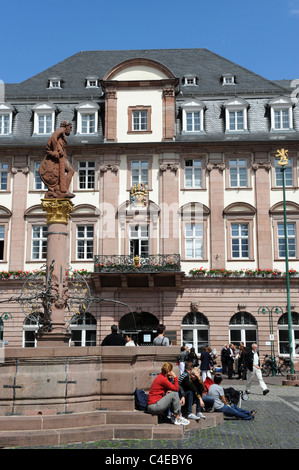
[147,362,190,426]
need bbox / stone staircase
[0,410,223,448]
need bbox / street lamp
[258,306,283,376]
[276,149,295,374]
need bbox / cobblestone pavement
[17,375,298,452]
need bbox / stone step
[0,410,223,447]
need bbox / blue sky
[1,0,299,84]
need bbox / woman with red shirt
[147,362,190,426]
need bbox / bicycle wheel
[262,364,271,377]
[278,364,291,376]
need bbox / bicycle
[261,355,291,376]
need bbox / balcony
[94,254,181,273]
[93,254,182,289]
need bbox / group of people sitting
[147,360,257,426]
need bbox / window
[128,106,152,134]
[184,159,202,188]
[48,78,61,88]
[129,225,149,258]
[229,158,248,187]
[0,103,13,135]
[224,98,249,132]
[275,157,293,186]
[229,312,257,348]
[32,226,47,260]
[269,97,293,131]
[0,163,8,190]
[222,75,235,85]
[70,313,97,347]
[78,161,95,189]
[34,162,47,190]
[278,223,296,258]
[23,315,42,347]
[86,78,98,88]
[278,312,299,356]
[33,103,55,135]
[183,75,197,86]
[231,223,249,258]
[181,100,205,133]
[0,225,4,261]
[185,223,203,259]
[181,312,209,354]
[76,102,99,135]
[76,225,94,260]
[131,160,148,186]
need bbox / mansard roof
[5,48,288,99]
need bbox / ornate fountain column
[36,121,75,346]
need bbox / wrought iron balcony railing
[94,254,181,273]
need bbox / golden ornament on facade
[41,198,74,224]
[276,148,289,166]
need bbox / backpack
[134,388,148,411]
[203,377,214,392]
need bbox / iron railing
[94,254,181,273]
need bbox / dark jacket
[180,374,205,396]
[245,348,260,371]
[101,332,126,346]
[200,350,212,371]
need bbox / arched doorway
[119,311,159,345]
[229,312,257,348]
[181,311,209,354]
[278,312,299,356]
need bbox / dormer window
[76,101,99,135]
[181,100,205,133]
[183,74,197,86]
[33,102,56,135]
[224,97,249,132]
[86,78,98,88]
[269,96,294,131]
[222,74,235,85]
[48,78,61,89]
[0,103,13,135]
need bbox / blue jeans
[202,395,214,409]
[217,404,253,420]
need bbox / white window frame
[0,162,8,190]
[33,103,55,135]
[76,225,94,260]
[78,161,96,189]
[76,102,99,135]
[222,74,235,85]
[69,313,97,347]
[277,222,297,259]
[224,98,249,132]
[184,159,202,188]
[86,78,98,88]
[31,225,48,260]
[229,158,248,187]
[269,97,293,131]
[182,100,204,133]
[0,225,4,261]
[185,223,204,259]
[33,161,47,190]
[131,160,149,186]
[274,157,293,187]
[183,75,197,86]
[0,103,13,135]
[48,78,61,89]
[231,223,250,259]
[181,312,210,355]
[129,224,149,258]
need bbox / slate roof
[2,48,298,146]
[5,48,289,99]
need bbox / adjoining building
[0,49,298,364]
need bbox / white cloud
[290,8,299,14]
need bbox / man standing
[245,343,269,396]
[101,325,126,346]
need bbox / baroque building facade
[0,49,298,363]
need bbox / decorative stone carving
[159,162,179,172]
[41,198,74,224]
[252,161,271,171]
[39,121,75,199]
[99,164,119,173]
[206,162,225,171]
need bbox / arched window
[181,311,209,354]
[69,313,97,347]
[23,314,42,348]
[229,312,257,348]
[278,312,299,356]
[119,311,159,346]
